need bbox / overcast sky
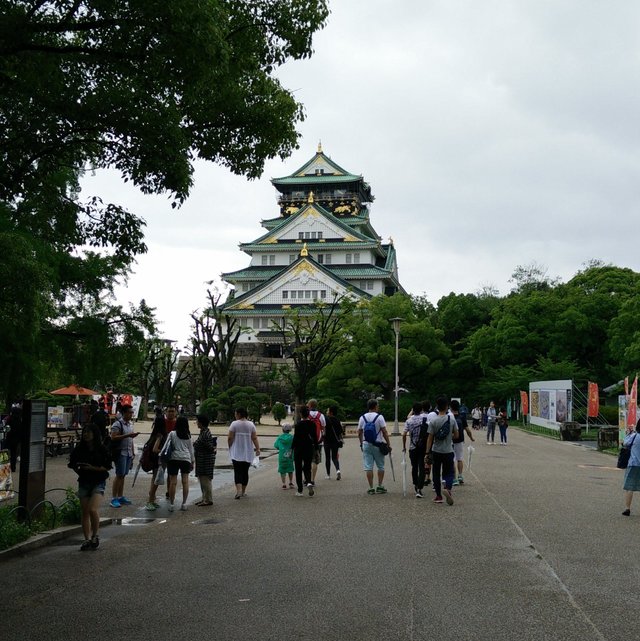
[83,1,640,348]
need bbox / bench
[46,430,80,457]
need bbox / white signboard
[529,380,572,430]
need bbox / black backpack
[412,417,429,449]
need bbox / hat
[282,423,292,432]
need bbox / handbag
[617,434,637,469]
[376,441,390,456]
[154,466,165,485]
[159,432,174,465]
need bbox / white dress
[228,419,256,463]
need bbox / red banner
[520,391,529,415]
[587,382,599,418]
[628,376,638,428]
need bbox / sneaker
[80,540,92,551]
[375,485,387,494]
[145,502,157,511]
[110,498,121,508]
[289,483,295,489]
[336,471,341,480]
[119,496,132,505]
[416,491,423,498]
[424,478,431,487]
[623,509,631,516]
[307,483,315,497]
[180,504,187,511]
[282,484,287,490]
[295,491,304,496]
[433,496,443,504]
[90,535,99,550]
[152,502,160,509]
[367,488,376,495]
[443,488,454,505]
[452,479,460,486]
[458,475,464,485]
[325,475,331,480]
[168,503,174,512]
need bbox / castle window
[312,290,318,299]
[324,254,331,265]
[290,291,296,299]
[353,253,360,264]
[318,231,323,239]
[298,290,304,298]
[317,254,324,264]
[282,291,289,299]
[253,318,260,329]
[270,255,275,265]
[261,255,268,266]
[311,231,317,239]
[289,254,297,263]
[305,290,311,299]
[304,231,311,239]
[298,232,304,240]
[320,290,327,299]
[242,283,250,292]
[346,253,352,264]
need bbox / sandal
[199,501,213,506]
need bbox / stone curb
[0,517,113,562]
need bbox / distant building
[221,144,404,358]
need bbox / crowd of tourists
[62,393,640,551]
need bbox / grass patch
[511,421,561,440]
[0,488,81,551]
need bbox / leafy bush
[272,402,286,425]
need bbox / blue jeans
[431,451,454,497]
[499,425,508,443]
[487,422,496,442]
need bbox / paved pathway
[3,428,636,641]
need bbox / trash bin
[560,421,582,441]
[597,426,619,450]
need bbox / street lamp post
[389,317,404,436]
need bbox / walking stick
[401,450,407,497]
[388,450,396,482]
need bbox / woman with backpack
[163,415,195,511]
[291,406,318,497]
[497,407,509,445]
[144,415,167,511]
[68,423,112,550]
[402,402,429,498]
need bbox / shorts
[362,442,385,472]
[167,459,192,475]
[114,454,133,477]
[77,481,106,499]
[453,442,464,462]
[312,445,322,465]
[623,465,640,491]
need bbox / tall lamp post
[389,317,404,436]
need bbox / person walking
[402,402,429,498]
[498,407,509,445]
[307,399,326,486]
[323,406,344,480]
[426,396,459,505]
[486,401,497,444]
[451,399,475,485]
[164,416,195,512]
[471,405,482,430]
[274,424,295,489]
[292,406,318,497]
[193,414,217,506]
[68,424,112,550]
[622,420,640,516]
[109,404,140,508]
[144,415,167,511]
[358,399,392,495]
[228,407,261,499]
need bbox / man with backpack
[109,404,140,508]
[358,399,392,495]
[426,396,459,505]
[402,402,429,498]
[307,399,326,486]
[451,399,475,486]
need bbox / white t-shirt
[358,412,386,443]
[229,419,257,463]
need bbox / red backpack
[309,411,324,444]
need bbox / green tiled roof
[272,175,360,185]
[223,264,393,282]
[240,240,381,252]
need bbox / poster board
[528,380,572,430]
[0,449,14,502]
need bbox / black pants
[294,449,313,492]
[409,446,427,490]
[8,439,20,473]
[232,460,251,486]
[324,442,340,475]
[431,451,455,497]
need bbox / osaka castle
[220,144,404,357]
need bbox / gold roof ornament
[317,140,322,153]
[308,191,314,203]
[300,242,309,257]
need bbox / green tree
[272,402,286,425]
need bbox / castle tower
[221,146,403,356]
